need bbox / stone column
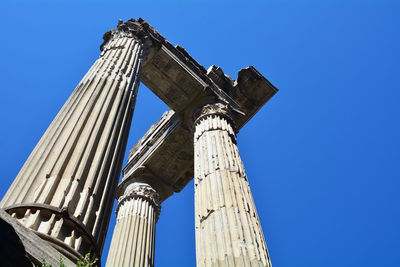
[0,20,152,261]
[105,180,161,267]
[193,102,271,267]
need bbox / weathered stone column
[0,20,153,261]
[193,102,271,267]
[105,179,161,267]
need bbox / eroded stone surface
[106,181,160,267]
[123,64,278,197]
[1,22,150,261]
[119,19,278,267]
[1,18,278,267]
[193,103,271,267]
[0,209,75,267]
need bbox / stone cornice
[118,19,278,203]
[121,66,277,201]
[127,110,176,164]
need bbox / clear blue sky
[1,1,399,266]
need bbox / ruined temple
[0,18,278,267]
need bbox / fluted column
[193,102,271,267]
[0,20,152,261]
[105,180,161,267]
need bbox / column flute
[193,102,272,267]
[1,19,154,261]
[105,175,162,267]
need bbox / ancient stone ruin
[0,18,278,267]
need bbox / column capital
[100,18,163,52]
[106,180,160,266]
[192,101,237,133]
[117,181,161,218]
[193,102,230,123]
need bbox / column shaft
[106,182,160,267]
[1,33,147,260]
[194,103,271,267]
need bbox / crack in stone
[199,205,226,223]
[200,209,215,223]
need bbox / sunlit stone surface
[1,19,151,262]
[1,18,278,267]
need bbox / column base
[5,203,99,261]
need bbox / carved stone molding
[117,183,161,217]
[193,102,235,129]
[101,18,165,53]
